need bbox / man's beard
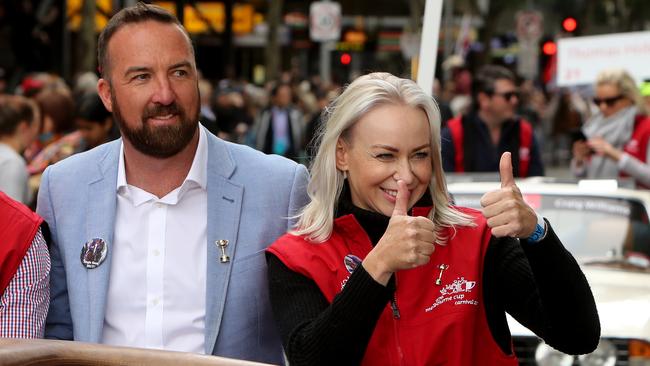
[112,94,199,158]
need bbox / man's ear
[477,91,490,110]
[335,138,349,172]
[16,120,29,134]
[97,78,113,112]
[16,121,31,149]
[15,120,29,139]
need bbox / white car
[446,177,650,366]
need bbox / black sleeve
[483,221,600,355]
[266,252,393,366]
[441,126,456,173]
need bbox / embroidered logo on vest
[440,277,476,295]
[425,277,478,312]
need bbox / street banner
[558,31,650,86]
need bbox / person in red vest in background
[571,68,650,189]
[0,191,50,337]
[441,65,545,177]
[265,73,598,366]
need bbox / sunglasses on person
[592,95,624,107]
[490,90,519,101]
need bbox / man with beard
[36,4,308,364]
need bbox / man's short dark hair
[77,93,111,124]
[270,83,292,97]
[0,97,23,137]
[35,89,76,134]
[97,2,192,78]
[472,64,517,102]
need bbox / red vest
[268,207,518,366]
[621,115,650,189]
[447,116,533,177]
[0,191,43,295]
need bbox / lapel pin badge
[343,254,362,273]
[216,239,230,263]
[435,264,449,285]
[80,238,108,269]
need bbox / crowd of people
[9,1,650,364]
[5,34,650,196]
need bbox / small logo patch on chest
[424,277,479,312]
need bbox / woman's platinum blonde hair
[293,72,475,243]
[596,68,646,114]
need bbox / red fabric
[447,116,466,173]
[0,191,43,295]
[447,116,533,177]
[518,120,533,178]
[268,207,518,366]
[621,115,650,189]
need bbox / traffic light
[340,52,352,66]
[539,36,557,85]
[542,40,557,56]
[562,17,578,33]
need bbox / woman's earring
[342,170,348,179]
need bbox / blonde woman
[266,72,599,365]
[572,68,650,188]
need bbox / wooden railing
[0,338,276,366]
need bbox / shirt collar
[116,125,208,198]
[185,124,208,190]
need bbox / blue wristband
[525,213,547,243]
[527,223,545,242]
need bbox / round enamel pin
[343,254,362,273]
[80,238,108,269]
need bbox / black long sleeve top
[266,192,600,366]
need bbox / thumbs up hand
[362,180,436,285]
[479,152,537,238]
[391,178,410,217]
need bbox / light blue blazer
[37,131,309,364]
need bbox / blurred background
[3,0,650,187]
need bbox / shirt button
[152,249,160,257]
[154,202,164,209]
[152,298,159,306]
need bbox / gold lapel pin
[435,264,449,285]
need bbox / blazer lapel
[204,135,243,354]
[85,142,120,342]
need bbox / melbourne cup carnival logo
[425,277,478,312]
[439,277,476,296]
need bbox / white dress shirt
[102,126,208,353]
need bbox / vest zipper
[390,295,400,319]
[392,277,404,365]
